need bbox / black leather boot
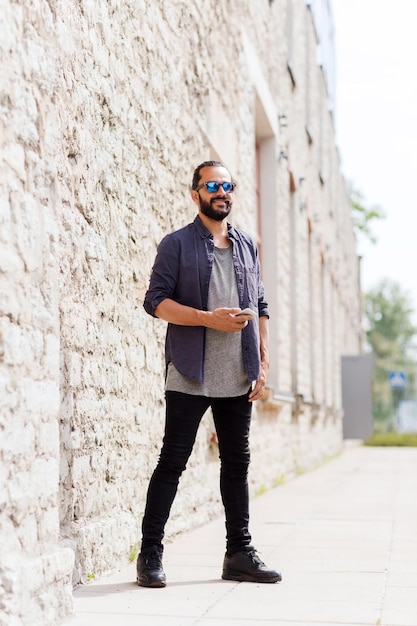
[222,548,282,583]
[137,545,166,588]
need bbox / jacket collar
[193,214,237,240]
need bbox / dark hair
[191,160,231,190]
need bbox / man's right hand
[155,300,249,331]
[205,308,249,332]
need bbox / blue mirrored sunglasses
[195,181,236,193]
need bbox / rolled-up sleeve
[143,235,179,317]
[257,275,269,318]
[254,244,269,318]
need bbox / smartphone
[235,308,257,320]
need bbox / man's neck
[198,213,229,248]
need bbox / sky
[332,0,417,320]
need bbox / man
[138,160,281,587]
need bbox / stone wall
[0,0,362,624]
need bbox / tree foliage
[365,279,417,429]
[347,180,385,244]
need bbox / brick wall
[0,0,362,623]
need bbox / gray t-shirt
[165,244,250,397]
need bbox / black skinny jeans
[141,390,253,555]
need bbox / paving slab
[64,443,417,626]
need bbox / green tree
[365,279,417,431]
[348,180,385,244]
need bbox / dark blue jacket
[143,215,269,383]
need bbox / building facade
[0,0,362,623]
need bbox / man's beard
[199,195,232,221]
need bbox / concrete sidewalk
[65,443,417,626]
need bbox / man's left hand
[248,368,267,402]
